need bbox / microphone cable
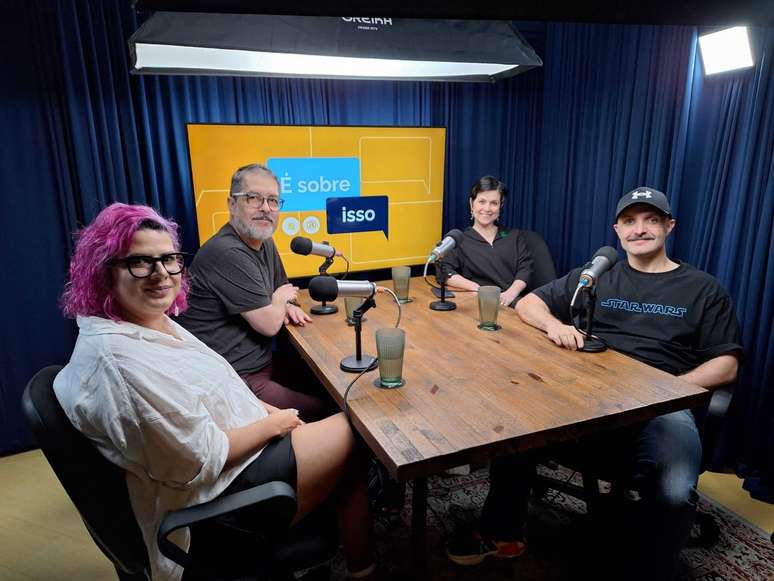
[343,361,378,422]
[381,286,402,329]
[422,259,443,290]
[568,284,608,348]
[569,283,583,311]
[342,287,403,421]
[336,253,350,280]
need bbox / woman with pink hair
[54,203,375,581]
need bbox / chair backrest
[520,229,558,291]
[21,365,150,578]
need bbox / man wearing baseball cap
[448,187,744,576]
[506,186,743,578]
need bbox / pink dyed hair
[61,203,188,320]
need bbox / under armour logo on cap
[616,186,672,218]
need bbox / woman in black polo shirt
[445,176,534,307]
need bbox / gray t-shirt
[177,223,288,374]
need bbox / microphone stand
[340,297,378,373]
[576,285,607,353]
[429,260,456,311]
[310,247,338,315]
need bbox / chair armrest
[708,386,733,419]
[157,480,297,568]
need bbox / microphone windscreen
[290,236,313,256]
[447,229,464,244]
[308,276,339,302]
[594,246,619,265]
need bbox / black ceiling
[131,1,774,27]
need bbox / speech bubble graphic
[326,196,389,239]
[268,157,360,212]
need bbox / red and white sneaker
[446,530,526,566]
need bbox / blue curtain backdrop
[535,24,697,268]
[674,28,774,500]
[1,1,771,501]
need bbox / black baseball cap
[616,187,673,219]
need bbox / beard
[232,213,276,242]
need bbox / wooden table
[286,277,709,564]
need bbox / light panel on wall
[129,13,542,82]
[698,26,753,75]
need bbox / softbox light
[129,13,542,82]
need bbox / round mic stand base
[340,355,378,373]
[430,299,456,311]
[580,337,606,352]
[429,260,457,311]
[311,302,338,315]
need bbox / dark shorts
[193,435,299,570]
[226,433,298,494]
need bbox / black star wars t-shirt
[532,261,743,375]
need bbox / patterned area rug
[329,464,774,580]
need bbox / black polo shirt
[445,227,534,291]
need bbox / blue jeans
[601,409,702,580]
[481,410,701,579]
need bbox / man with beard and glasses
[179,163,334,421]
[509,187,742,579]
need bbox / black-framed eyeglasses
[109,253,187,279]
[230,192,285,211]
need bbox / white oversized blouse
[54,316,269,581]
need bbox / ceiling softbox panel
[129,13,542,82]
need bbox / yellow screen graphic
[188,125,446,278]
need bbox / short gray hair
[229,163,280,194]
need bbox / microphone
[290,236,336,259]
[578,246,619,289]
[308,276,383,303]
[429,229,463,262]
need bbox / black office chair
[22,365,336,580]
[689,385,735,547]
[519,229,558,292]
[533,387,734,548]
